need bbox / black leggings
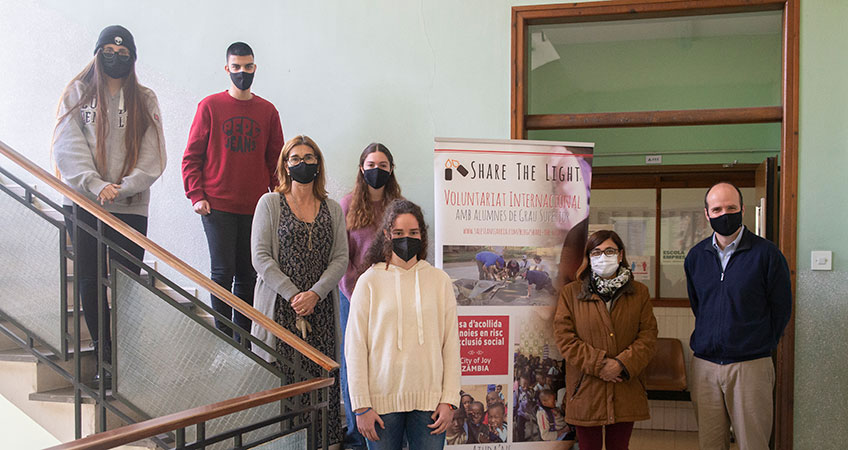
[64,205,147,357]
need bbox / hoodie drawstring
[392,263,426,350]
[394,269,403,351]
[414,269,424,346]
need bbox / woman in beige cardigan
[553,230,657,450]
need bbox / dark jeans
[575,422,635,450]
[201,209,256,342]
[63,205,147,362]
[339,291,367,449]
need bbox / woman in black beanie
[52,25,166,387]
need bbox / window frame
[592,164,759,307]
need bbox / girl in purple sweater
[339,143,403,448]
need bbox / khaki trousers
[691,356,774,450]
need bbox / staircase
[0,141,338,449]
[0,256,202,448]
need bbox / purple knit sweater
[339,193,385,299]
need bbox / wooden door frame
[510,1,799,448]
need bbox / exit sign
[646,155,662,165]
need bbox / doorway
[590,162,777,448]
[511,1,799,448]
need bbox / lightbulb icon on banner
[444,159,468,181]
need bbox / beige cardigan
[250,192,349,363]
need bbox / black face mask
[392,237,421,262]
[288,162,319,184]
[363,167,391,189]
[100,53,133,79]
[230,71,254,91]
[709,211,743,236]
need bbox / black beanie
[94,25,137,60]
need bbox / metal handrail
[45,377,335,450]
[0,140,338,372]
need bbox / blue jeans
[340,291,366,449]
[366,410,445,450]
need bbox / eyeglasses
[589,248,620,257]
[101,49,131,62]
[288,154,317,165]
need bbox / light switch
[811,250,832,271]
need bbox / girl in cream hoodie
[345,199,460,450]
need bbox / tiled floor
[629,429,740,450]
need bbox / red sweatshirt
[182,91,284,215]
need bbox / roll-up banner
[435,138,594,447]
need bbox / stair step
[28,389,170,449]
[28,386,105,405]
[2,184,26,197]
[0,348,39,363]
[0,341,95,363]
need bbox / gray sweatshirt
[53,80,166,216]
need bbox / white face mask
[590,254,619,278]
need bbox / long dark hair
[346,143,402,230]
[366,199,428,266]
[575,229,628,281]
[53,50,155,180]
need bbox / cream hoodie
[345,260,461,414]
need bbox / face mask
[392,237,421,262]
[709,211,743,236]
[230,71,254,91]
[590,254,619,278]
[100,53,133,79]
[288,162,319,184]
[363,167,391,189]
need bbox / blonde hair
[274,135,328,200]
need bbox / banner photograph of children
[513,308,576,446]
[448,384,510,445]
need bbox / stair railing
[0,140,339,449]
[44,378,335,450]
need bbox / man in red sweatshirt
[182,42,284,343]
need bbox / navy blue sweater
[684,228,792,364]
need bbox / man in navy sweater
[684,182,791,450]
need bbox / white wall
[0,0,554,283]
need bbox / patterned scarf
[591,266,633,301]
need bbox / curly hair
[365,199,427,266]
